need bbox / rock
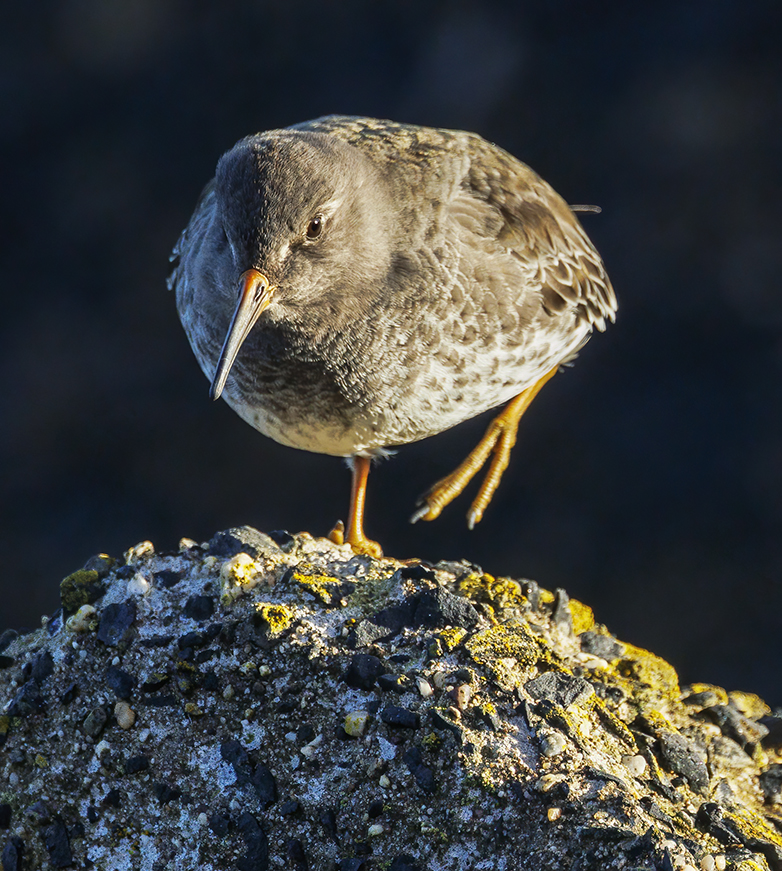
[343,654,386,690]
[579,630,625,661]
[96,601,136,645]
[237,812,269,871]
[105,665,135,699]
[380,706,420,729]
[183,595,214,621]
[1,527,780,870]
[760,764,782,804]
[658,731,709,793]
[525,671,595,708]
[209,526,281,560]
[43,818,72,869]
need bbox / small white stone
[368,824,384,837]
[540,732,566,757]
[714,857,726,871]
[536,773,566,793]
[197,812,208,826]
[66,605,97,633]
[701,856,716,871]
[379,774,391,789]
[126,572,150,596]
[114,701,136,730]
[416,677,433,698]
[621,754,648,777]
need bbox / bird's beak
[210,269,274,400]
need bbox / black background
[2,1,781,705]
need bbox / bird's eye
[305,216,324,240]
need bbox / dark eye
[305,215,324,240]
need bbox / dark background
[2,1,781,705]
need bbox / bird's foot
[328,520,383,558]
[410,417,511,529]
[410,366,558,528]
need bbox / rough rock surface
[1,527,781,870]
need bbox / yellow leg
[411,365,559,529]
[328,455,383,557]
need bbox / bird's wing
[452,137,617,332]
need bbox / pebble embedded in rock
[97,601,137,646]
[416,677,433,698]
[525,672,595,708]
[106,665,135,700]
[124,754,150,775]
[7,680,44,717]
[184,595,215,621]
[343,654,386,690]
[1,837,24,871]
[540,732,567,757]
[152,782,182,804]
[389,855,422,871]
[377,673,409,694]
[82,706,108,738]
[621,754,648,778]
[658,732,709,793]
[759,764,782,805]
[44,818,72,869]
[412,587,480,629]
[237,811,269,871]
[114,701,136,730]
[344,711,370,737]
[579,631,625,661]
[381,706,420,729]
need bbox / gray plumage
[171,115,616,465]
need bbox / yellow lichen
[255,603,294,637]
[437,627,467,652]
[220,553,263,603]
[611,641,680,705]
[465,621,549,689]
[569,599,595,635]
[725,803,782,851]
[458,573,524,609]
[728,690,771,720]
[292,570,344,605]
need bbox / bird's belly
[224,393,384,457]
[219,323,584,457]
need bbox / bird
[170,115,616,558]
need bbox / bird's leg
[411,364,559,529]
[328,455,383,557]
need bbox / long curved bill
[210,269,274,401]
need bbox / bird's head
[208,130,393,400]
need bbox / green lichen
[60,569,104,612]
